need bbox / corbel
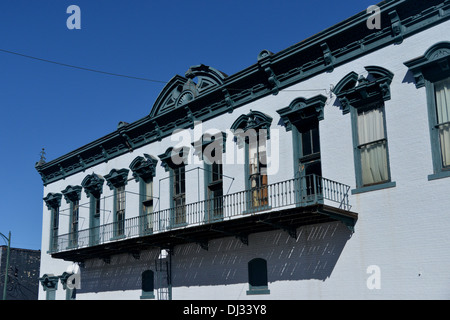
[264,66,280,95]
[184,105,195,129]
[58,164,66,180]
[100,145,110,162]
[152,120,163,142]
[78,155,86,171]
[321,42,335,72]
[389,10,404,44]
[222,88,234,113]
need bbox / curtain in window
[435,78,450,167]
[357,106,389,185]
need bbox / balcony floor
[51,204,357,262]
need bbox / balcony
[51,175,358,262]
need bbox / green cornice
[43,192,62,210]
[104,168,129,189]
[404,41,450,88]
[35,0,450,186]
[333,65,394,113]
[81,173,105,198]
[61,185,82,203]
[158,146,190,171]
[277,95,328,132]
[129,154,158,183]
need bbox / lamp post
[0,231,11,301]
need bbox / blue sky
[0,0,376,250]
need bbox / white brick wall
[39,19,450,299]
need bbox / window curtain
[357,106,389,185]
[435,78,450,167]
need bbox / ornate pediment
[81,173,105,198]
[150,65,227,117]
[333,66,394,114]
[129,154,158,183]
[104,168,129,190]
[277,95,328,132]
[61,185,82,203]
[404,42,450,88]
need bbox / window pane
[360,141,389,185]
[435,78,450,124]
[302,130,312,156]
[357,106,385,145]
[435,78,450,167]
[312,126,320,154]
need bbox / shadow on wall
[77,221,352,294]
[172,221,352,288]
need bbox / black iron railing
[50,174,351,253]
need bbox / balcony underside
[51,204,357,263]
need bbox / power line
[0,48,333,95]
[0,48,168,84]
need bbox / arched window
[141,270,155,299]
[247,258,270,295]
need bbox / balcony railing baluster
[53,174,351,253]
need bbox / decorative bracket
[321,42,335,72]
[222,88,234,113]
[210,227,249,246]
[258,219,297,240]
[389,10,404,45]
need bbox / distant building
[0,246,40,300]
[36,0,450,299]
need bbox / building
[0,246,40,300]
[35,0,450,300]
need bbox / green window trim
[61,185,82,249]
[105,168,129,239]
[404,42,450,180]
[130,154,158,235]
[81,173,105,246]
[43,192,62,253]
[159,147,189,228]
[333,66,396,193]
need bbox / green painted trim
[104,168,129,190]
[351,181,396,194]
[428,170,450,181]
[246,287,271,295]
[81,173,105,198]
[276,95,327,131]
[43,192,62,210]
[61,185,82,204]
[404,41,450,88]
[36,0,450,186]
[129,154,158,183]
[159,147,190,172]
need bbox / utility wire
[0,48,332,94]
[0,48,168,84]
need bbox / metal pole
[1,231,11,301]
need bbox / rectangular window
[298,122,322,198]
[142,180,153,233]
[70,200,79,247]
[208,162,223,220]
[116,186,125,236]
[356,103,390,186]
[248,136,268,208]
[51,207,59,252]
[434,78,450,168]
[172,166,186,225]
